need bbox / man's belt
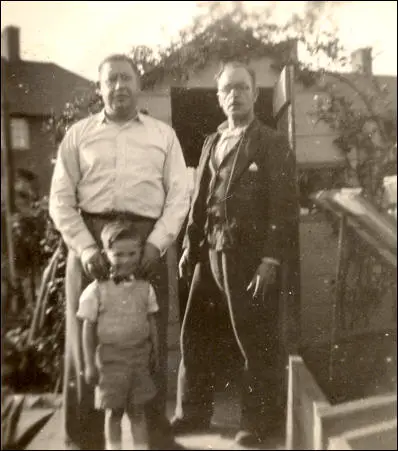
[80,210,156,223]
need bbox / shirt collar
[217,118,254,137]
[96,109,142,125]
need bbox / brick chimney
[351,47,372,76]
[1,26,20,62]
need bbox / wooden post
[1,58,18,313]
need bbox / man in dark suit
[170,61,299,446]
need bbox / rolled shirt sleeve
[146,129,190,255]
[77,281,100,323]
[49,124,97,257]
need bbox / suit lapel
[227,119,263,191]
[190,133,218,208]
[195,134,217,187]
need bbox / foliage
[126,0,396,206]
[45,91,104,145]
[131,1,349,89]
[9,200,53,274]
[4,34,100,397]
[2,199,67,393]
[4,76,103,395]
[1,395,54,450]
[311,72,397,205]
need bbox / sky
[1,1,397,81]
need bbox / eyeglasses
[218,83,251,95]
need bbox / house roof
[3,59,94,116]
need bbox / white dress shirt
[49,110,190,256]
[215,122,248,168]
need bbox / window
[10,117,30,150]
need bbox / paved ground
[22,219,339,451]
[26,392,285,450]
[25,348,286,449]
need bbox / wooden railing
[311,189,396,336]
[286,188,397,450]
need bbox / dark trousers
[175,247,284,435]
[63,214,170,449]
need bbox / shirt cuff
[262,257,280,266]
[146,230,170,257]
[80,245,99,263]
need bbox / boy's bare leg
[127,405,149,450]
[105,408,124,450]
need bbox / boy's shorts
[96,341,156,410]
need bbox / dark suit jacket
[184,118,298,268]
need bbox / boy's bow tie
[111,275,135,285]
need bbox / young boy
[77,220,159,450]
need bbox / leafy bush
[3,199,66,393]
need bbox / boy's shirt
[77,276,158,345]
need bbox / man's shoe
[150,435,186,450]
[149,424,186,450]
[169,416,210,435]
[234,429,262,447]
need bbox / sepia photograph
[1,1,397,449]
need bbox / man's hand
[84,364,98,386]
[81,247,108,281]
[139,242,161,279]
[247,260,278,300]
[178,248,193,281]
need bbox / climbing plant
[312,73,396,205]
[128,0,396,206]
[131,1,349,88]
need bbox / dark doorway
[171,87,275,323]
[171,87,275,168]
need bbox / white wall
[294,90,344,167]
[138,91,172,125]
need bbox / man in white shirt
[49,54,189,450]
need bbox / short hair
[215,61,256,89]
[100,219,143,250]
[98,53,141,81]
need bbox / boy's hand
[84,365,98,386]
